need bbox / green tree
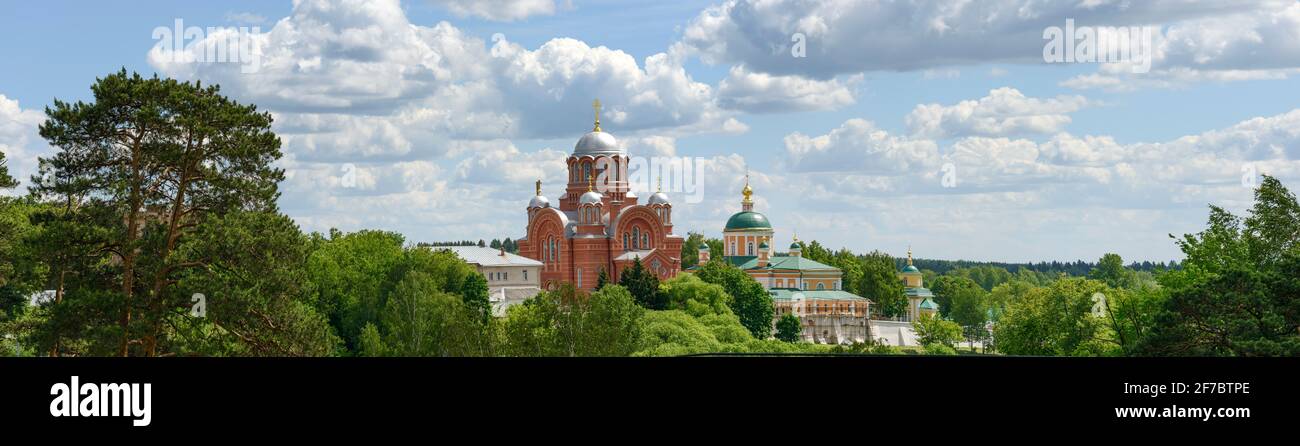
[619,258,665,310]
[661,274,732,317]
[169,211,339,356]
[681,232,705,268]
[948,284,989,351]
[34,70,286,356]
[0,150,15,190]
[693,261,773,339]
[930,276,981,318]
[501,284,641,356]
[993,278,1116,356]
[1089,253,1134,289]
[595,267,609,290]
[857,250,905,317]
[1140,176,1300,356]
[459,272,490,324]
[775,314,802,342]
[912,313,962,348]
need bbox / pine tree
[618,258,664,310]
[595,268,609,290]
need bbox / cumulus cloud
[0,95,50,194]
[906,87,1089,139]
[434,0,558,22]
[783,119,940,174]
[149,0,737,151]
[681,0,1280,77]
[680,0,1298,91]
[1061,2,1300,90]
[717,66,858,113]
[787,108,1300,209]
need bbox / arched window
[641,233,649,248]
[623,233,630,250]
[730,240,736,256]
[583,163,592,184]
[817,283,826,290]
[632,228,640,249]
[747,242,754,256]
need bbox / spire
[907,245,913,266]
[657,175,663,193]
[535,179,542,196]
[592,98,602,132]
[588,171,594,192]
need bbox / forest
[1,71,1297,357]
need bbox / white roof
[439,246,543,267]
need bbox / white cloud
[1063,2,1300,90]
[434,0,558,22]
[717,66,858,113]
[680,0,1282,79]
[906,87,1089,139]
[783,119,940,174]
[0,95,50,194]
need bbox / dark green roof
[919,298,938,310]
[723,254,840,272]
[901,265,920,273]
[769,289,871,302]
[904,287,934,298]
[789,242,801,250]
[724,211,772,231]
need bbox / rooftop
[439,246,543,267]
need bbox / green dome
[919,298,938,310]
[758,241,769,249]
[789,242,801,250]
[902,265,920,273]
[724,211,772,231]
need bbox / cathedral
[517,101,684,290]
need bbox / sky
[3,0,1300,264]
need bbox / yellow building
[692,176,873,344]
[898,248,938,322]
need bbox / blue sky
[3,0,1300,264]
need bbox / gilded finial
[741,171,753,204]
[588,171,594,192]
[535,179,542,196]
[907,245,913,266]
[657,175,662,193]
[592,99,602,132]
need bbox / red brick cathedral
[518,101,683,290]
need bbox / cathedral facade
[517,102,683,290]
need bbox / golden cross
[592,98,602,132]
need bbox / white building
[441,246,544,317]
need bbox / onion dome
[529,179,550,208]
[579,172,603,205]
[648,176,670,205]
[573,99,625,156]
[902,246,921,274]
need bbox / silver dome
[648,191,670,205]
[573,131,623,156]
[529,195,550,208]
[579,190,603,205]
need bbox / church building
[692,178,873,344]
[517,101,684,290]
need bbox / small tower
[757,237,770,267]
[789,232,802,257]
[697,243,711,263]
